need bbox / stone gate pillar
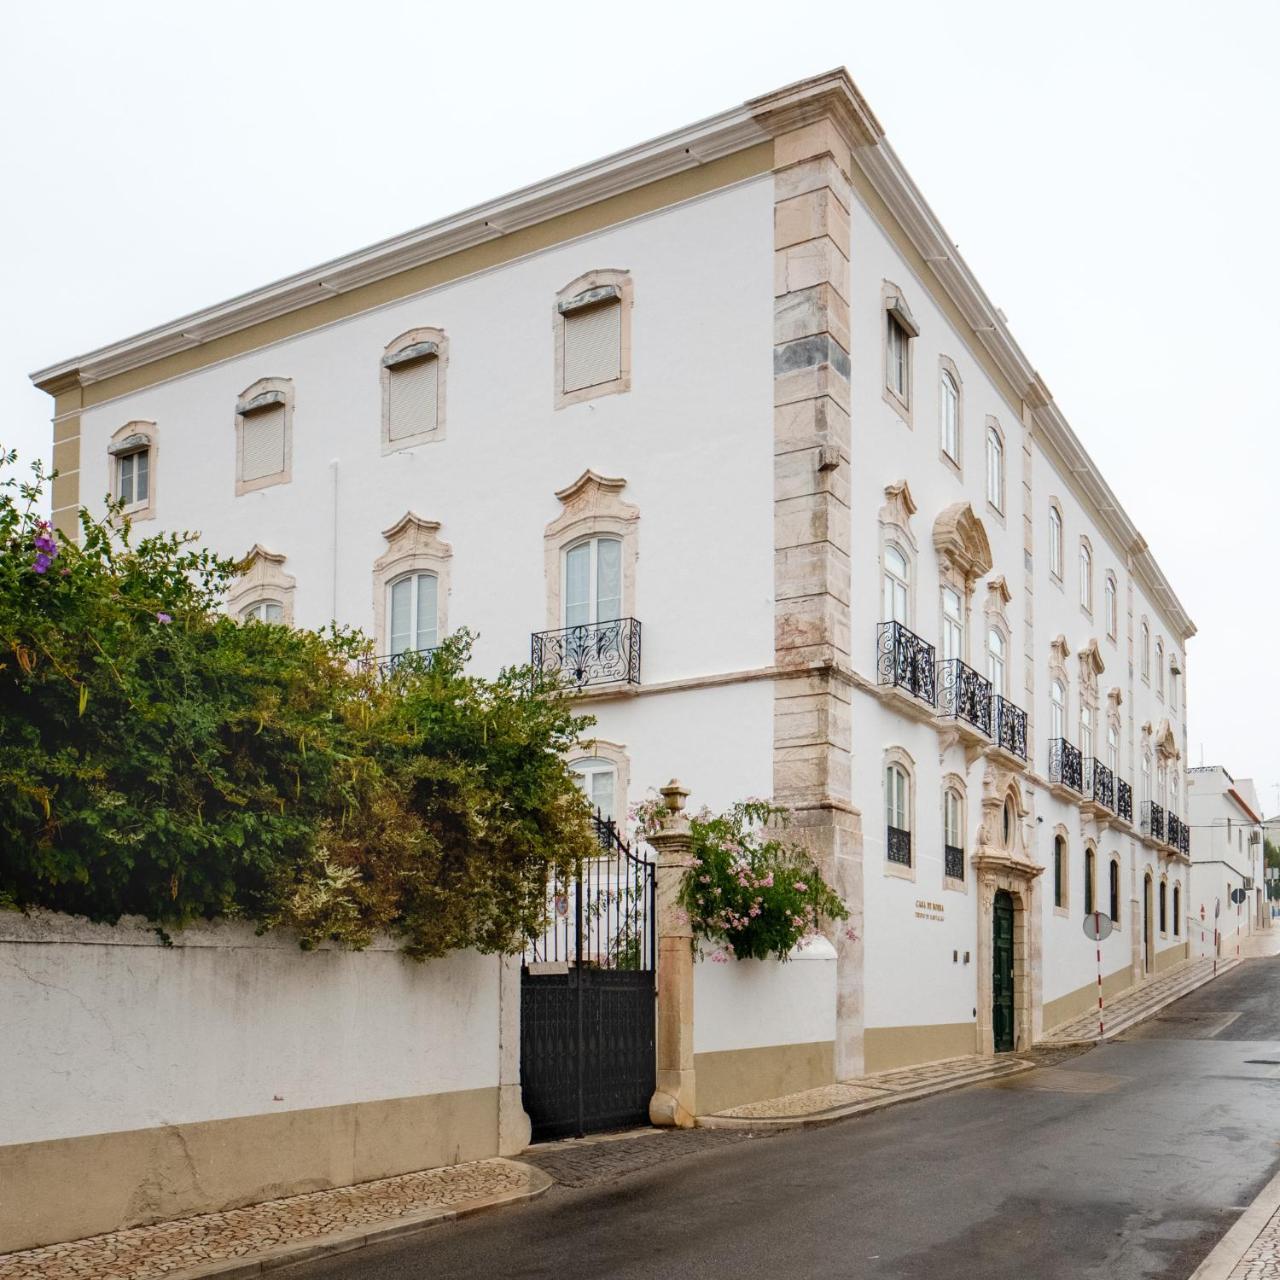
[648,779,697,1128]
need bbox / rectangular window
[986,428,1003,511]
[941,587,963,662]
[388,357,439,441]
[241,405,286,481]
[117,450,149,507]
[564,300,622,393]
[886,315,909,400]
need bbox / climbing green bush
[0,449,597,956]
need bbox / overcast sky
[3,1,1277,811]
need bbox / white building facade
[34,71,1196,1092]
[1187,767,1267,950]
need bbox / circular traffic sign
[1082,911,1114,942]
[1231,888,1247,905]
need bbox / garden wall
[0,910,521,1253]
[692,936,837,1114]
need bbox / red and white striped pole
[1095,910,1105,1039]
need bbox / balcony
[990,695,1029,763]
[1117,778,1133,824]
[1141,801,1165,843]
[944,843,965,880]
[1048,738,1083,794]
[876,621,936,706]
[531,617,642,689]
[1167,812,1183,852]
[1083,758,1115,813]
[1180,823,1190,856]
[936,659,992,738]
[887,825,912,866]
[360,646,438,679]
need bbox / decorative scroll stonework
[879,480,918,548]
[933,502,992,590]
[371,513,452,653]
[225,545,296,624]
[1078,638,1105,692]
[543,470,639,631]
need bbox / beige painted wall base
[862,1024,977,1074]
[1041,965,1135,1032]
[1155,940,1191,973]
[694,1041,835,1115]
[0,1087,498,1255]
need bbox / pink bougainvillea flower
[156,612,173,624]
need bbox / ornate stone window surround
[371,513,452,656]
[107,420,158,522]
[1048,634,1071,746]
[1140,618,1151,683]
[1172,881,1181,936]
[983,576,1013,699]
[381,327,448,454]
[1104,571,1119,644]
[1154,636,1165,700]
[879,480,918,625]
[543,470,639,632]
[235,376,293,496]
[1052,823,1070,918]
[1109,853,1122,927]
[553,269,633,410]
[1158,874,1169,938]
[883,745,916,882]
[570,737,631,827]
[1078,639,1104,765]
[1084,840,1098,915]
[1079,535,1094,618]
[932,501,993,667]
[938,355,963,476]
[942,771,967,893]
[225,545,296,625]
[984,416,1006,523]
[881,280,918,427]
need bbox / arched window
[1159,879,1168,933]
[555,270,632,408]
[1084,847,1096,915]
[235,377,293,495]
[944,785,964,880]
[1155,639,1165,695]
[1079,540,1093,611]
[941,368,960,462]
[1002,797,1015,849]
[986,424,1004,512]
[389,572,439,656]
[240,599,284,624]
[571,757,617,823]
[109,421,158,520]
[382,327,447,451]
[1107,723,1119,774]
[883,545,910,624]
[1141,622,1151,679]
[1104,575,1117,639]
[1173,883,1181,936]
[1157,759,1169,810]
[564,536,622,627]
[1051,679,1066,740]
[1048,505,1063,579]
[1142,750,1151,806]
[1080,703,1094,760]
[1054,835,1066,909]
[987,627,1006,696]
[1109,858,1121,923]
[886,762,912,866]
[941,585,964,661]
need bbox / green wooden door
[993,890,1015,1052]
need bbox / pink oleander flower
[794,881,808,893]
[710,949,729,964]
[156,612,172,624]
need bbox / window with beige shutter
[241,405,286,481]
[388,353,439,441]
[563,298,622,392]
[235,381,292,493]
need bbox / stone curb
[1040,958,1242,1047]
[1186,1162,1280,1280]
[110,1160,553,1280]
[696,1058,1035,1130]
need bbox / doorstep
[697,1053,1033,1130]
[0,1158,551,1280]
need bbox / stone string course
[0,1159,533,1280]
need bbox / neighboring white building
[33,69,1197,1084]
[1187,767,1267,948]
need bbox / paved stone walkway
[0,1158,545,1280]
[699,1053,1031,1126]
[1038,957,1241,1045]
[1227,1204,1280,1279]
[524,1126,762,1188]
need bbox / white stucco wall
[0,911,501,1146]
[693,936,836,1056]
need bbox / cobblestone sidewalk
[0,1158,549,1280]
[1225,1208,1280,1279]
[1039,956,1241,1045]
[699,1053,1032,1127]
[524,1126,763,1188]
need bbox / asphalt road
[298,958,1280,1279]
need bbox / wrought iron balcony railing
[936,659,992,735]
[1180,823,1190,856]
[1084,759,1115,811]
[944,844,965,880]
[877,621,936,705]
[1048,738,1083,793]
[1117,778,1133,823]
[887,824,912,866]
[1167,813,1183,851]
[531,617,641,688]
[1141,801,1165,843]
[991,695,1028,761]
[359,645,439,679]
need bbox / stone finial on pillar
[648,779,697,1128]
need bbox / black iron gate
[520,814,656,1141]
